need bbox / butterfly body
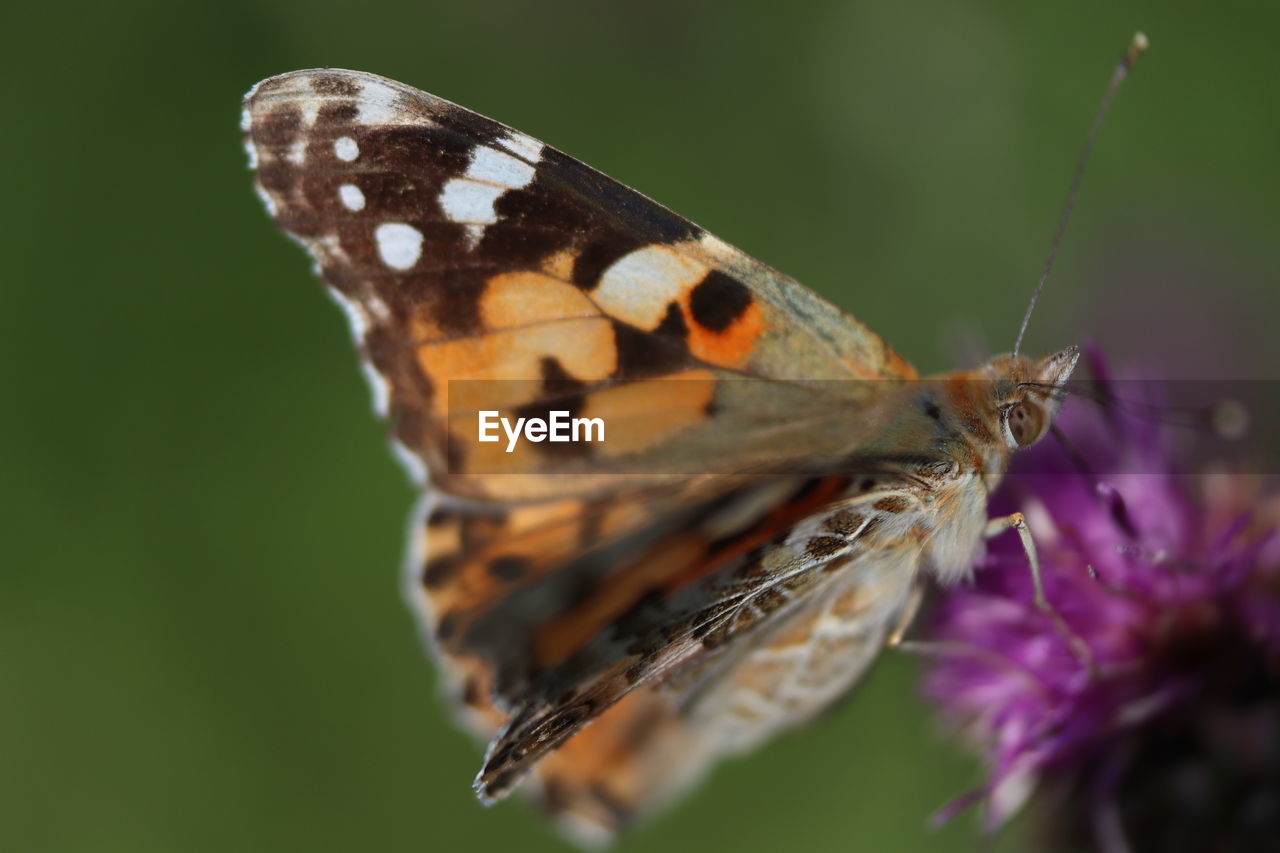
[242,68,1078,843]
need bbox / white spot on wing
[496,131,544,162]
[375,222,423,270]
[358,101,399,125]
[301,99,322,127]
[467,146,536,188]
[438,180,504,225]
[338,183,366,211]
[284,137,307,165]
[437,144,539,248]
[462,224,485,249]
[596,245,708,329]
[334,136,359,161]
[354,79,406,125]
[367,295,391,322]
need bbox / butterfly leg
[885,579,925,648]
[986,512,1095,672]
[984,513,1047,607]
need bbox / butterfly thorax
[831,349,1078,584]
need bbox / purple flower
[923,348,1280,850]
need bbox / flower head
[924,348,1280,849]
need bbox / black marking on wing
[689,270,753,332]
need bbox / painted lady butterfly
[241,38,1142,843]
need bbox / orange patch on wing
[480,270,598,329]
[423,513,463,560]
[531,476,851,669]
[595,501,649,541]
[540,248,578,282]
[490,514,583,568]
[426,504,588,615]
[409,309,448,343]
[657,476,849,594]
[419,316,617,415]
[682,300,764,368]
[430,527,570,614]
[532,687,696,833]
[507,499,584,535]
[458,427,545,475]
[578,369,715,457]
[533,534,708,667]
[535,687,659,782]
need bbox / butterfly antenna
[1012,31,1148,359]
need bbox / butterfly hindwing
[472,478,926,835]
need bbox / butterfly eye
[1005,402,1044,448]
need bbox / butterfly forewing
[242,69,915,498]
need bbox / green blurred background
[6,1,1279,851]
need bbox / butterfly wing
[243,68,922,838]
[479,480,928,841]
[242,69,916,502]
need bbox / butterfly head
[981,344,1080,451]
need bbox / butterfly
[241,40,1141,844]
